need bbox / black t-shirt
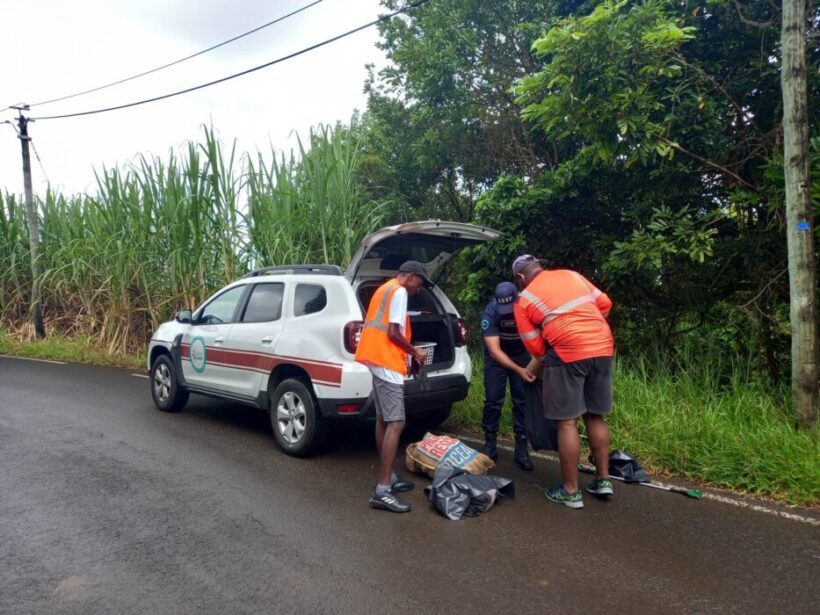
[480,300,527,361]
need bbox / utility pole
[13,105,45,339]
[780,0,817,426]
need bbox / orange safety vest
[355,279,412,374]
[514,269,613,364]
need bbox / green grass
[0,329,144,369]
[451,352,820,507]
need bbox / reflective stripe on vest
[362,280,396,333]
[521,274,602,328]
[539,290,600,327]
[520,289,550,316]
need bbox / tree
[364,0,571,220]
[512,0,818,388]
[780,0,818,426]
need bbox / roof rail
[244,264,344,278]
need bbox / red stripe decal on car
[180,343,342,385]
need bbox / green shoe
[545,485,584,509]
[586,478,614,497]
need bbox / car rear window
[242,283,284,323]
[294,284,327,317]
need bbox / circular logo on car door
[190,336,207,373]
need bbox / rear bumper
[318,374,469,418]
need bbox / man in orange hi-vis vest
[355,261,429,513]
[512,254,615,510]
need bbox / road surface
[0,356,817,614]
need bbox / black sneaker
[369,490,412,513]
[391,477,415,493]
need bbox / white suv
[147,220,500,456]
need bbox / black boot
[484,433,498,461]
[514,435,533,471]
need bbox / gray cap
[398,260,431,284]
[512,254,537,276]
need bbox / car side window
[198,286,246,324]
[241,283,285,323]
[294,284,327,317]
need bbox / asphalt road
[0,356,818,614]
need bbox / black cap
[398,260,431,284]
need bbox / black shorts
[543,357,613,421]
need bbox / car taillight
[456,318,468,347]
[344,321,364,353]
[337,402,363,414]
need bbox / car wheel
[270,378,326,457]
[150,354,189,412]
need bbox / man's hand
[414,349,428,366]
[518,367,537,383]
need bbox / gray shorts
[372,376,405,422]
[543,357,613,421]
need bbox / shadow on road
[180,395,434,458]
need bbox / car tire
[270,378,326,457]
[150,354,189,412]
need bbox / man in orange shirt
[355,261,429,513]
[511,255,615,509]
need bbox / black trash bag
[590,450,648,483]
[524,379,559,451]
[426,464,515,520]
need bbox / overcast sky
[0,0,388,196]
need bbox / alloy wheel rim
[154,363,171,402]
[276,391,307,444]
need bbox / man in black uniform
[480,282,535,470]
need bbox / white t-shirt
[368,286,408,384]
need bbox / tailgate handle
[261,336,274,345]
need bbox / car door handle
[261,336,274,345]
[214,336,225,344]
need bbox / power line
[32,0,431,122]
[18,0,324,111]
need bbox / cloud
[0,0,387,196]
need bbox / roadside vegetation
[0,329,143,369]
[452,339,819,507]
[1,1,818,505]
[1,125,385,355]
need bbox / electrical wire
[3,0,324,112]
[29,138,51,185]
[32,0,431,122]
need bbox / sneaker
[586,478,614,497]
[369,490,412,513]
[544,485,584,509]
[391,477,415,493]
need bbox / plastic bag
[607,450,649,483]
[524,379,559,451]
[426,464,515,520]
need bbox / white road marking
[0,355,66,365]
[131,374,149,379]
[450,432,820,526]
